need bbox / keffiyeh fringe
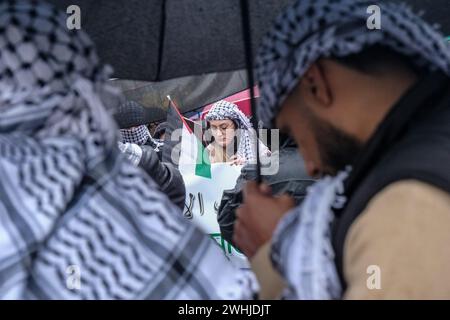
[271,169,351,300]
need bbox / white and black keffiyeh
[0,1,256,300]
[255,0,450,300]
[271,170,350,300]
[120,125,151,146]
[119,126,164,153]
[205,100,269,164]
[118,142,143,167]
[256,0,450,128]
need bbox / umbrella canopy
[111,70,249,121]
[47,0,449,83]
[48,0,295,82]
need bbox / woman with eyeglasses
[205,100,270,165]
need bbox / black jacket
[217,143,315,246]
[332,71,450,290]
[139,146,186,210]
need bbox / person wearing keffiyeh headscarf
[113,100,185,208]
[120,125,153,145]
[204,100,270,165]
[0,1,257,299]
[234,0,450,300]
[114,100,164,152]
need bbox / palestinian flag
[163,97,211,179]
[163,97,249,268]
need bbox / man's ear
[299,61,333,108]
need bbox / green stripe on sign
[210,233,243,255]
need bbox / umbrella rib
[155,0,167,81]
[240,0,262,183]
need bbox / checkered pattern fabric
[205,100,269,164]
[120,125,151,145]
[256,0,450,128]
[0,0,257,300]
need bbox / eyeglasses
[210,123,236,134]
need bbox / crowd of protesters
[1,0,450,300]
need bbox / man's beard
[308,110,364,177]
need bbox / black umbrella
[46,0,450,82]
[47,0,450,181]
[47,0,295,82]
[47,0,279,179]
